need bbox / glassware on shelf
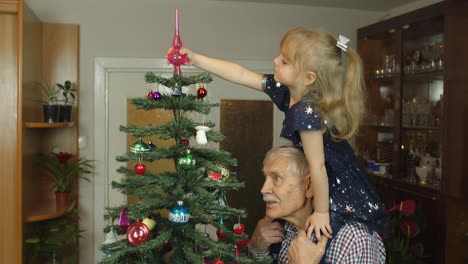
[432,42,444,70]
[375,53,399,78]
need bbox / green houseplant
[37,80,60,123]
[56,80,76,122]
[384,200,427,264]
[24,209,82,264]
[38,152,93,205]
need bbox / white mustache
[263,194,279,203]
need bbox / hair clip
[336,35,350,52]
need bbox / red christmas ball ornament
[180,138,189,146]
[213,259,225,264]
[126,219,150,246]
[134,163,146,175]
[232,223,245,235]
[216,229,226,239]
[233,223,245,235]
[162,240,173,252]
[147,90,153,99]
[197,85,207,100]
[236,237,250,248]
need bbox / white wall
[23,0,438,262]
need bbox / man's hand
[288,230,328,264]
[249,216,284,252]
[305,211,332,241]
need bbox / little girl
[173,26,386,253]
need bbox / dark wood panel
[220,100,273,235]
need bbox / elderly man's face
[261,155,307,221]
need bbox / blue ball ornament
[169,200,190,225]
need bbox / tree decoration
[233,217,245,235]
[147,140,157,151]
[235,245,241,256]
[195,125,210,145]
[166,8,187,76]
[216,229,226,240]
[134,163,146,175]
[209,171,222,181]
[180,138,189,146]
[130,138,150,154]
[151,90,162,101]
[118,205,130,230]
[102,227,120,258]
[126,219,150,246]
[168,200,190,225]
[142,217,157,231]
[172,83,185,97]
[197,83,208,100]
[147,90,153,99]
[209,165,230,182]
[200,232,211,252]
[162,240,173,253]
[178,149,196,170]
[236,237,250,248]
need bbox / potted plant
[37,80,60,123]
[384,200,427,264]
[38,151,93,206]
[56,80,76,122]
[24,209,82,263]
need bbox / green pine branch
[144,72,213,88]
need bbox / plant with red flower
[38,151,94,193]
[399,200,416,216]
[53,152,74,164]
[384,200,426,264]
[400,221,420,237]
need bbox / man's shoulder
[327,222,386,264]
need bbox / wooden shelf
[368,173,440,194]
[24,122,75,128]
[24,199,76,223]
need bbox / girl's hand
[165,47,194,65]
[305,211,332,241]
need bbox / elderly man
[248,145,386,263]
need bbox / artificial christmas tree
[99,9,269,264]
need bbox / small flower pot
[43,105,60,123]
[55,192,70,207]
[59,105,72,122]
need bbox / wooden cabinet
[356,1,468,263]
[0,1,79,263]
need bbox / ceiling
[214,0,423,11]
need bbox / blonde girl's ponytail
[336,47,367,140]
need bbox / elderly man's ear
[305,175,314,199]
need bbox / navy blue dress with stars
[262,74,387,235]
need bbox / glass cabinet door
[401,16,444,188]
[357,14,445,190]
[357,27,401,177]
